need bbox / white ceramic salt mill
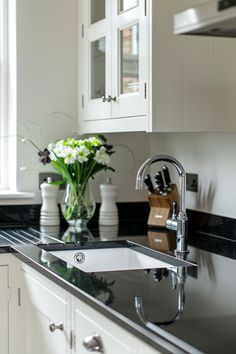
[40,177,60,226]
[99,177,118,226]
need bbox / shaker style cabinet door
[214,38,236,132]
[80,0,112,121]
[73,296,138,354]
[182,0,214,132]
[0,265,9,354]
[79,0,147,133]
[19,264,70,354]
[110,0,147,119]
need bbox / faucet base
[174,249,189,260]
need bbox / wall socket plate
[186,173,198,193]
[39,172,65,190]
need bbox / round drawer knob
[82,333,104,352]
[49,322,64,332]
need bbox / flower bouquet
[38,135,114,227]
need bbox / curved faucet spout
[136,154,186,212]
[135,154,188,256]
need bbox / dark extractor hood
[174,0,236,37]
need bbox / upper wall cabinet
[78,0,236,133]
[182,0,215,132]
[79,0,147,133]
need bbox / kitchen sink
[49,242,194,273]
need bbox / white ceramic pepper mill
[99,177,118,226]
[40,177,60,226]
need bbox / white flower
[49,141,66,159]
[94,146,110,165]
[75,146,90,163]
[64,146,77,164]
[87,137,102,147]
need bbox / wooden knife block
[147,184,179,227]
[148,230,176,252]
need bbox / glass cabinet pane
[91,0,105,24]
[119,0,138,12]
[91,38,106,99]
[120,24,139,94]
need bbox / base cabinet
[0,255,11,354]
[11,260,164,354]
[73,297,138,354]
[19,264,70,354]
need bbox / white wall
[0,0,78,205]
[91,132,149,202]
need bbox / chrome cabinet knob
[101,95,116,102]
[82,333,104,352]
[107,95,116,102]
[49,322,64,332]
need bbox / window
[0,0,17,191]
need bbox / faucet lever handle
[166,201,178,231]
[171,201,177,220]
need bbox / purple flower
[103,143,114,155]
[38,148,51,165]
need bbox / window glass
[91,37,106,99]
[120,23,139,94]
[119,0,138,13]
[91,0,105,24]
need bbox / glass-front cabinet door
[79,0,112,122]
[79,0,147,130]
[111,0,147,119]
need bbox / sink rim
[41,240,197,271]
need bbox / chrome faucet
[136,155,188,257]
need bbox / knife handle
[162,165,171,187]
[154,171,165,194]
[144,174,155,194]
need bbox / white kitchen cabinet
[0,255,10,354]
[78,0,236,134]
[182,0,214,132]
[214,38,236,132]
[79,0,147,133]
[12,259,165,354]
[78,0,206,134]
[18,263,70,354]
[182,0,215,132]
[181,0,236,132]
[72,296,138,354]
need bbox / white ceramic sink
[50,247,174,273]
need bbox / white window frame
[0,0,17,191]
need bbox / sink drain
[74,252,85,264]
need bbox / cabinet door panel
[21,267,69,354]
[0,266,8,354]
[151,0,183,132]
[73,298,137,354]
[215,38,236,132]
[79,0,112,122]
[182,0,214,132]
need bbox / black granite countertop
[0,222,236,354]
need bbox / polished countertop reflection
[2,223,236,354]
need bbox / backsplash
[1,203,236,245]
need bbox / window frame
[0,0,17,191]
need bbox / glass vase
[60,181,96,228]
